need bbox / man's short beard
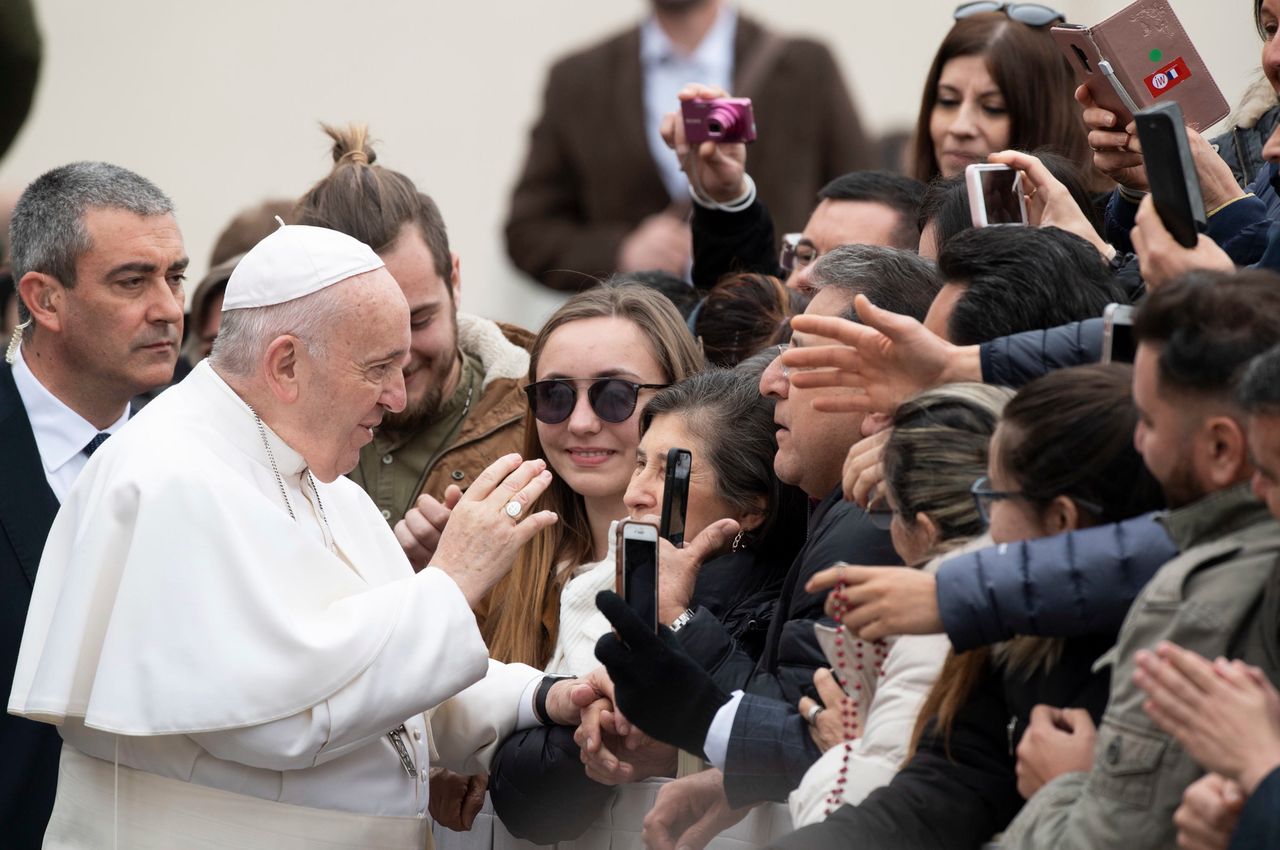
[380,383,446,439]
[1159,456,1206,510]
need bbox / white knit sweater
[544,521,620,676]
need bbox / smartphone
[616,520,659,633]
[1050,26,1140,127]
[1101,303,1136,364]
[1134,101,1206,249]
[1050,0,1229,132]
[659,448,692,546]
[965,164,1028,228]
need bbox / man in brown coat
[295,124,530,527]
[506,0,872,291]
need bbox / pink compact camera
[681,98,757,144]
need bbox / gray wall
[0,0,1257,328]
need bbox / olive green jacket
[1003,484,1280,850]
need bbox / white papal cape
[8,361,541,849]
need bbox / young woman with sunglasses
[777,364,1164,850]
[913,4,1096,187]
[480,283,704,668]
[484,366,812,844]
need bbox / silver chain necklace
[249,405,335,550]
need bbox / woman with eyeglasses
[913,3,1096,187]
[480,282,705,669]
[789,382,1011,828]
[775,363,1163,850]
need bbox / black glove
[593,590,730,759]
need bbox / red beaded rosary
[823,580,889,818]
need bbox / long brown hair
[910,13,1092,185]
[911,365,1165,756]
[483,284,705,667]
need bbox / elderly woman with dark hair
[484,368,807,844]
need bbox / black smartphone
[616,520,659,632]
[659,448,692,546]
[1134,101,1206,249]
[1101,303,1136,364]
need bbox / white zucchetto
[222,223,384,310]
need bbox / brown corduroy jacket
[505,15,873,291]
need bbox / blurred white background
[0,0,1257,329]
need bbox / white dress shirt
[10,344,129,502]
[640,5,738,202]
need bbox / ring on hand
[504,500,523,520]
[805,704,824,725]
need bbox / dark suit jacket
[505,14,873,291]
[0,361,62,848]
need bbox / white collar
[640,4,737,67]
[10,345,129,474]
[203,361,308,478]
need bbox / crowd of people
[3,1,1280,849]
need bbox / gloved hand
[594,590,730,759]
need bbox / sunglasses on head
[523,378,669,425]
[953,1,1065,27]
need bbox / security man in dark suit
[1,161,185,848]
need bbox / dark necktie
[83,432,110,458]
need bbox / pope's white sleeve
[428,659,544,775]
[189,566,490,772]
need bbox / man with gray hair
[9,223,599,848]
[1,161,186,848]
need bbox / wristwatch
[669,608,697,633]
[533,674,573,725]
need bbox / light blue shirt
[639,5,738,202]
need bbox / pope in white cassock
[8,224,595,849]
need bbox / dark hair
[624,269,702,319]
[911,14,1091,184]
[885,383,1012,545]
[810,244,942,322]
[294,124,452,288]
[919,151,1104,252]
[1239,343,1280,414]
[641,369,801,550]
[817,171,927,250]
[917,175,971,251]
[939,226,1124,345]
[918,363,1165,756]
[694,273,798,367]
[210,199,295,267]
[484,283,705,667]
[1134,269,1280,400]
[1000,364,1165,523]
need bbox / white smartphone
[1101,303,1136,364]
[966,163,1028,228]
[616,520,659,632]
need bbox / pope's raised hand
[428,454,558,606]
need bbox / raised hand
[1135,641,1280,794]
[808,564,942,641]
[781,298,981,416]
[659,82,749,204]
[429,454,558,606]
[1130,195,1234,293]
[395,485,462,571]
[1076,84,1147,192]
